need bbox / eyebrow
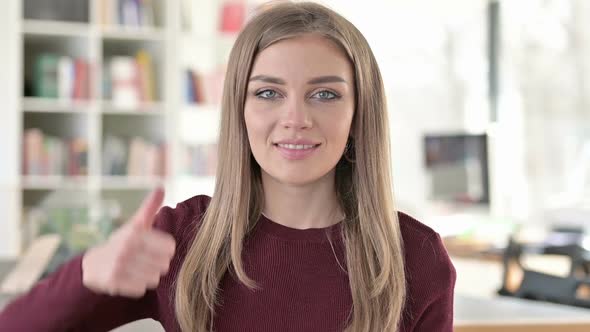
[248,75,347,85]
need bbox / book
[219,1,246,34]
[102,135,128,175]
[185,68,225,105]
[23,129,44,175]
[33,54,59,98]
[102,135,165,177]
[73,59,89,100]
[139,0,155,26]
[34,55,89,101]
[68,138,88,176]
[120,0,140,27]
[110,56,140,108]
[135,50,155,102]
[99,0,113,26]
[189,70,205,104]
[127,136,146,176]
[186,70,196,103]
[23,129,88,176]
[57,56,74,100]
[44,136,65,175]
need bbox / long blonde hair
[175,2,406,331]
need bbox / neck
[261,169,345,230]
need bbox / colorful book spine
[102,0,155,27]
[33,54,89,100]
[135,50,155,103]
[119,0,140,27]
[23,129,88,176]
[110,56,140,108]
[109,51,156,108]
[103,135,165,177]
[34,54,59,98]
[57,56,74,100]
[185,68,225,105]
[73,58,90,100]
[219,1,246,34]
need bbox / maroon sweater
[0,194,456,331]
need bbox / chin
[264,164,337,187]
[271,171,320,186]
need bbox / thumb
[131,186,165,229]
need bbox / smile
[273,143,321,160]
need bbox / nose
[279,98,313,130]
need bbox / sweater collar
[256,212,345,243]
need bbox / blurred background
[0,0,589,331]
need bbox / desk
[455,295,590,332]
[452,256,590,332]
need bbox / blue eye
[254,89,340,101]
[312,90,340,101]
[255,89,279,99]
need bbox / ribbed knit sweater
[0,194,456,331]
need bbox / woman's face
[244,34,355,186]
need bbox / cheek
[244,107,271,149]
[320,111,353,144]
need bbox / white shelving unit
[0,0,252,258]
[173,0,255,201]
[0,0,272,258]
[15,0,172,256]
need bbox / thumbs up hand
[81,187,176,298]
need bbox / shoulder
[153,194,212,243]
[397,211,456,301]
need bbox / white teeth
[277,143,316,150]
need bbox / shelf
[22,175,88,190]
[101,101,165,115]
[100,25,165,41]
[2,0,229,258]
[22,97,93,113]
[101,176,166,190]
[22,19,90,38]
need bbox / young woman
[0,2,455,331]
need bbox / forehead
[250,34,354,81]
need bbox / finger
[140,230,176,259]
[132,252,172,276]
[131,187,165,229]
[124,262,163,288]
[116,280,149,298]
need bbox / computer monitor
[423,133,489,204]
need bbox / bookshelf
[0,0,260,258]
[173,0,258,205]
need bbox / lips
[273,142,320,160]
[274,139,321,145]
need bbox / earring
[343,136,356,163]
